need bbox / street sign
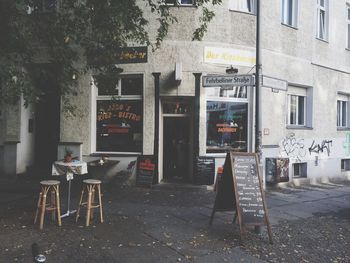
[262,75,288,91]
[202,74,254,87]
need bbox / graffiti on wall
[343,133,350,156]
[279,134,306,162]
[308,140,333,156]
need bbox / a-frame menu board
[210,151,273,244]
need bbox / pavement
[0,175,350,262]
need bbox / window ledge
[286,125,313,130]
[162,4,197,8]
[90,152,141,157]
[229,10,256,16]
[281,23,298,30]
[337,127,350,131]
[316,37,329,43]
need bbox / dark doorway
[31,65,61,175]
[163,117,191,183]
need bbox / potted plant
[64,147,73,163]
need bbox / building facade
[1,0,350,185]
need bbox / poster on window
[96,100,143,152]
[206,101,248,153]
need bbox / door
[163,117,191,183]
[32,65,61,174]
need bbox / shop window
[229,0,256,14]
[281,0,298,27]
[316,0,329,41]
[163,100,191,115]
[206,86,247,99]
[206,101,248,153]
[341,159,350,171]
[206,86,249,154]
[293,163,307,178]
[95,75,143,153]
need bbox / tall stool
[76,179,104,226]
[34,180,62,230]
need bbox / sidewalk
[0,177,350,262]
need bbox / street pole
[255,0,262,158]
[255,0,263,235]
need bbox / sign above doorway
[204,47,256,67]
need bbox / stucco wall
[56,0,350,183]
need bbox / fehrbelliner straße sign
[202,74,254,87]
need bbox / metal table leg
[60,179,77,218]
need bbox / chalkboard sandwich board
[194,156,215,185]
[210,151,273,244]
[136,155,156,187]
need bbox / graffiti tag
[308,140,333,156]
[279,134,306,162]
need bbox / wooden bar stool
[34,180,62,230]
[76,179,104,226]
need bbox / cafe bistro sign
[89,46,148,65]
[202,74,255,87]
[115,46,147,64]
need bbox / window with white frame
[206,86,249,154]
[164,0,194,5]
[229,0,256,14]
[95,74,143,153]
[316,0,329,40]
[287,85,313,127]
[337,93,349,128]
[281,0,298,27]
[288,94,305,126]
[347,4,350,49]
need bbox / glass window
[341,159,350,171]
[96,75,143,97]
[180,0,194,4]
[206,101,248,153]
[95,75,143,153]
[316,0,328,40]
[206,86,247,99]
[293,163,307,177]
[229,0,256,14]
[288,95,305,126]
[281,0,298,27]
[337,100,348,127]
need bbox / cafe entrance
[160,98,193,183]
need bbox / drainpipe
[255,0,263,235]
[193,73,202,158]
[152,72,161,184]
[255,0,262,159]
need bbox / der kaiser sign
[202,74,254,87]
